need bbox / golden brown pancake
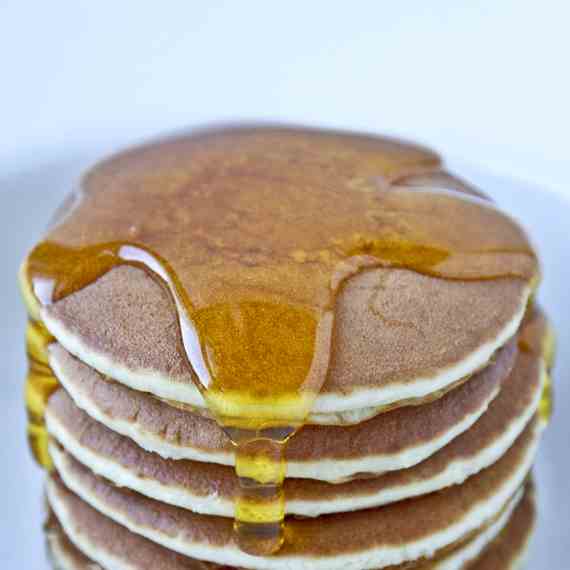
[35,126,535,424]
[42,264,529,424]
[48,337,517,482]
[45,338,543,516]
[467,484,536,570]
[47,414,539,570]
[45,482,535,570]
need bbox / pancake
[44,341,544,517]
[45,482,535,570]
[467,485,536,570]
[34,126,536,425]
[42,264,530,425]
[47,413,540,570]
[47,337,517,482]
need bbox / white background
[2,0,570,196]
[1,2,569,569]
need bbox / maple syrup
[20,127,539,555]
[19,264,58,469]
[517,310,555,425]
[538,325,556,424]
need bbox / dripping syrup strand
[26,241,323,554]
[20,263,58,469]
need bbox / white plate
[1,158,568,569]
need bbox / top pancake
[43,264,529,423]
[31,126,535,423]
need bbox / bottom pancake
[45,482,535,570]
[47,416,540,570]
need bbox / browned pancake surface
[45,264,527,399]
[46,340,541,506]
[48,414,537,559]
[41,127,531,405]
[466,483,535,569]
[45,483,536,570]
[49,337,516,464]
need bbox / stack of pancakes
[21,127,553,570]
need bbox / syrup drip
[517,310,555,425]
[19,265,58,469]
[24,320,57,469]
[540,320,556,425]
[539,373,553,423]
[20,127,538,555]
